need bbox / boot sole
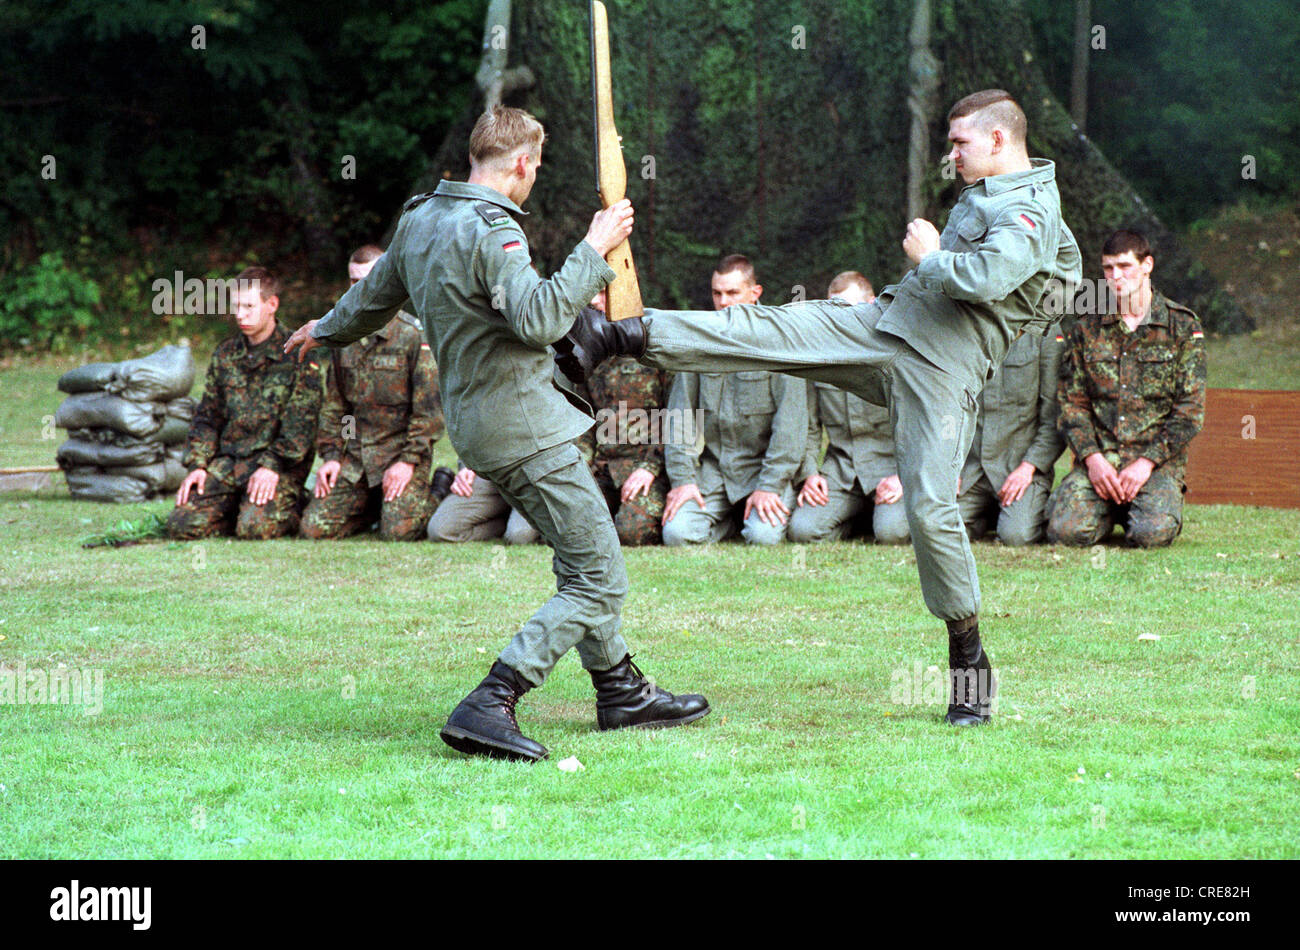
[440,725,548,762]
[598,704,712,732]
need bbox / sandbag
[163,396,195,420]
[64,470,152,504]
[67,427,116,445]
[58,438,164,468]
[104,345,194,402]
[111,463,168,491]
[57,362,119,394]
[54,392,163,437]
[164,443,185,461]
[155,416,190,445]
[162,457,187,490]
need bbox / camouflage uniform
[168,322,322,540]
[582,345,673,546]
[1047,292,1206,547]
[300,311,445,541]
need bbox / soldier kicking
[285,106,708,761]
[558,89,1082,725]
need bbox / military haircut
[828,270,873,299]
[1101,229,1154,266]
[235,265,278,301]
[349,244,385,266]
[714,253,756,285]
[469,105,546,170]
[948,89,1027,146]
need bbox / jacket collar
[970,158,1056,196]
[434,180,529,217]
[1102,291,1171,328]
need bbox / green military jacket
[960,327,1065,492]
[311,180,614,472]
[875,159,1082,386]
[804,380,897,493]
[184,321,323,486]
[665,369,807,502]
[317,310,445,487]
[585,348,673,484]
[1057,292,1206,482]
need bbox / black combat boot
[589,654,711,731]
[552,307,646,384]
[440,661,548,762]
[945,618,996,727]
[430,466,455,503]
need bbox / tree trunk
[410,0,1251,331]
[1070,0,1090,133]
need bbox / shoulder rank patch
[1191,330,1204,339]
[476,203,513,228]
[502,240,523,253]
[403,191,435,212]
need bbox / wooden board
[1184,389,1300,509]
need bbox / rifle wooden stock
[590,0,644,321]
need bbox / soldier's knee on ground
[1046,515,1106,547]
[742,517,787,545]
[873,522,911,546]
[504,513,541,546]
[1126,514,1180,548]
[236,501,299,540]
[167,508,219,541]
[997,520,1043,547]
[661,513,705,546]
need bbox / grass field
[2,202,1298,859]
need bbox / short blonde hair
[469,106,545,170]
[827,271,873,299]
[948,89,1027,146]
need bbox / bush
[0,252,102,350]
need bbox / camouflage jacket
[184,322,323,485]
[1057,292,1206,481]
[584,348,673,484]
[317,311,444,487]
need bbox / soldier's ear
[264,294,279,315]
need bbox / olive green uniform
[958,328,1066,545]
[311,180,626,686]
[168,322,322,540]
[301,311,445,541]
[662,369,806,546]
[640,160,1081,621]
[1047,293,1206,547]
[790,380,910,545]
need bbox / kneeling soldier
[300,246,445,541]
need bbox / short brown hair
[714,254,756,285]
[827,271,873,299]
[469,106,545,169]
[1101,229,1154,265]
[236,265,278,300]
[948,89,1027,145]
[349,245,385,266]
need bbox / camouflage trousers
[592,462,668,546]
[167,475,306,540]
[300,462,437,541]
[1046,465,1185,548]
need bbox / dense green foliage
[1025,0,1300,225]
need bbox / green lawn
[1,486,1297,858]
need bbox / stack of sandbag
[54,345,196,503]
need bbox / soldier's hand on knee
[998,462,1036,507]
[798,473,829,507]
[1084,453,1123,504]
[247,466,280,506]
[1117,457,1155,503]
[621,467,655,502]
[176,469,207,506]
[663,484,704,524]
[745,489,790,527]
[383,461,414,502]
[451,467,477,497]
[875,474,903,505]
[315,460,341,499]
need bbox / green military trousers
[478,441,630,686]
[642,299,981,622]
